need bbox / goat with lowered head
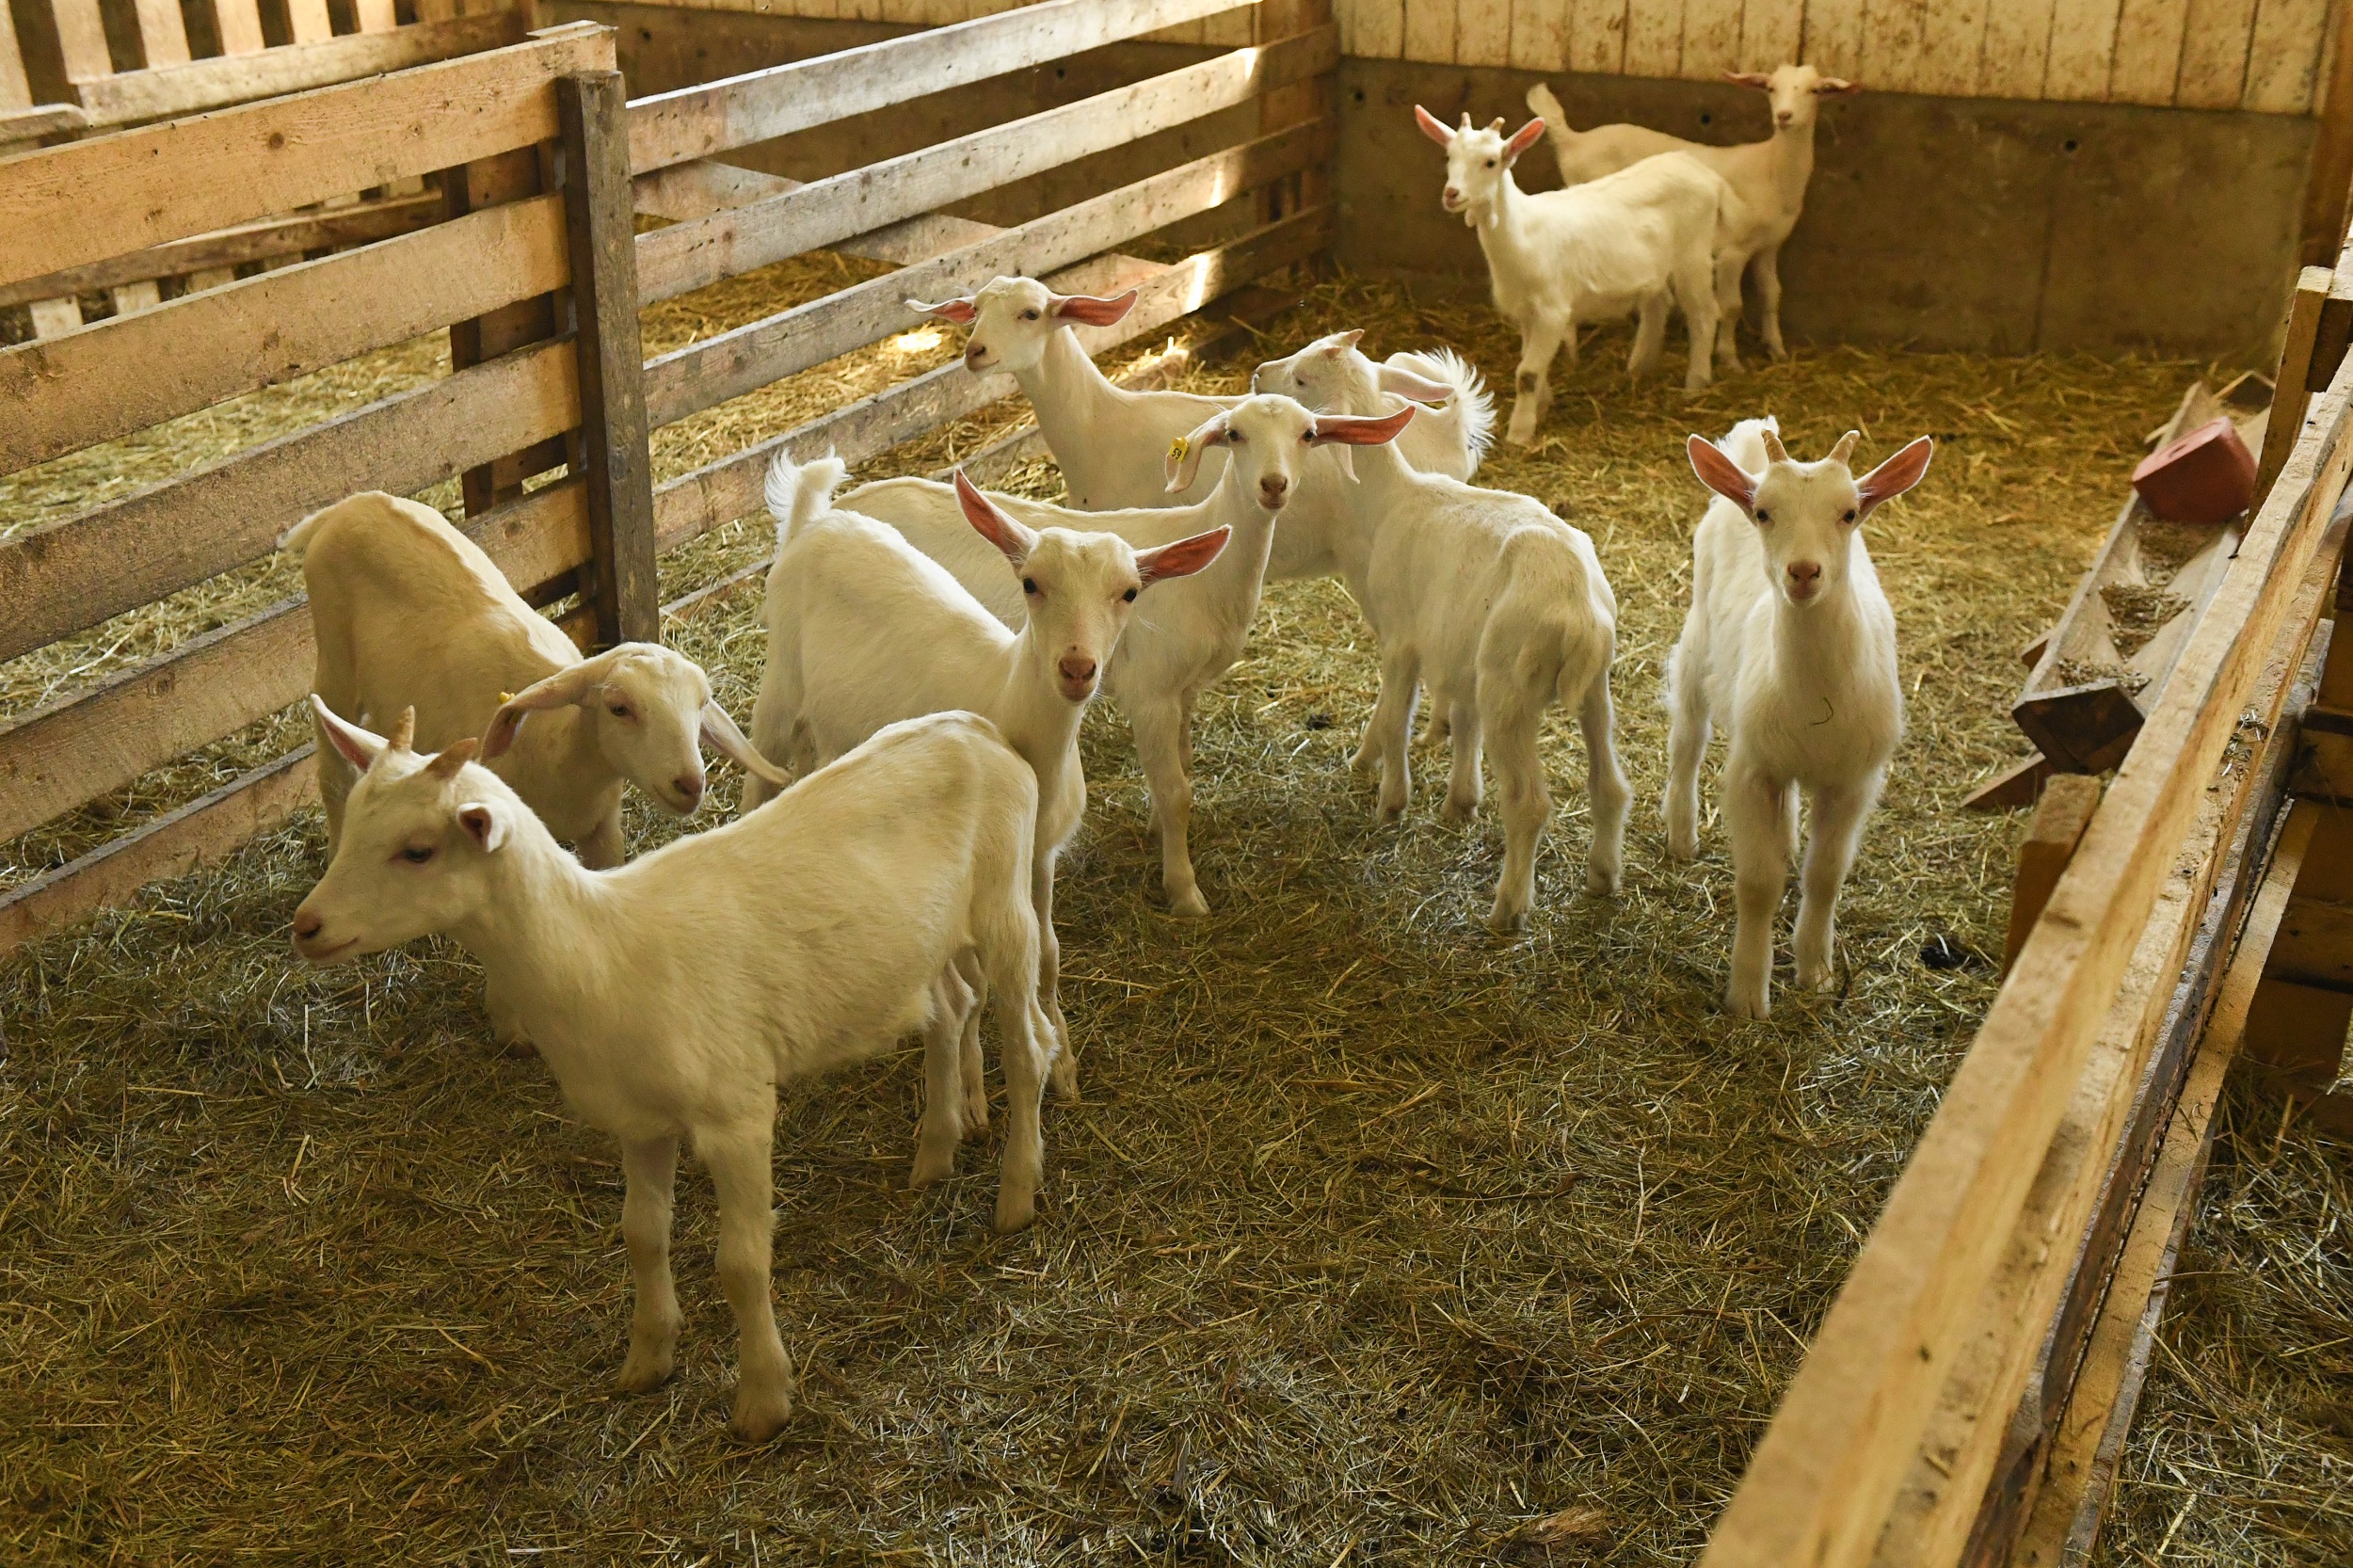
[1416,109,1739,441]
[1667,417,1932,1018]
[841,392,1414,917]
[904,279,1491,530]
[282,490,785,870]
[746,452,1227,1093]
[1527,64,1860,360]
[292,701,1053,1441]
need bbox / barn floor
[4,274,2342,1564]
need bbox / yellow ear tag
[496,692,515,705]
[1168,435,1189,464]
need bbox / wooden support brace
[2003,776,2102,976]
[2262,268,2333,508]
[557,70,659,648]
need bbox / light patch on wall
[890,328,944,355]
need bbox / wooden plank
[624,0,1242,174]
[285,0,333,43]
[69,11,526,129]
[1680,0,1743,78]
[0,191,442,309]
[2172,0,2259,107]
[2106,0,2191,104]
[0,22,613,289]
[2260,270,2332,507]
[1962,752,2055,812]
[0,0,34,108]
[648,207,1330,554]
[1350,0,1408,57]
[2003,776,2102,975]
[2008,805,2310,1567]
[1694,344,2353,1568]
[2043,0,2123,98]
[1454,0,1512,66]
[1979,0,2057,95]
[0,749,317,957]
[2264,891,2353,989]
[1860,0,1934,92]
[1921,0,1995,96]
[1738,0,1804,70]
[0,104,90,143]
[446,145,559,518]
[2304,0,2353,263]
[52,0,113,80]
[1570,0,1627,72]
[355,0,399,29]
[0,193,568,477]
[1621,0,1684,76]
[2245,0,2331,113]
[131,0,193,67]
[0,339,578,664]
[214,0,266,56]
[640,118,1332,430]
[1399,0,1454,61]
[1507,0,1568,69]
[559,71,660,648]
[633,26,1337,305]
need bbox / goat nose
[1260,475,1288,501]
[1787,561,1822,592]
[293,908,323,941]
[674,773,705,808]
[1058,654,1096,683]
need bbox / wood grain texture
[1402,0,1457,61]
[2244,0,2331,112]
[52,0,112,80]
[2172,0,2258,105]
[0,23,611,288]
[1919,0,1993,94]
[1348,0,1409,57]
[70,12,526,129]
[284,0,333,43]
[2107,0,2191,102]
[1696,350,2353,1568]
[1680,0,1742,78]
[214,0,266,55]
[1507,0,1567,69]
[1570,0,1627,72]
[1979,0,2057,99]
[1621,0,1684,75]
[0,193,568,475]
[1804,0,1867,74]
[0,339,578,663]
[624,0,1236,173]
[131,0,193,67]
[1454,0,1512,65]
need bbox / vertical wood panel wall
[1336,0,2338,111]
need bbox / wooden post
[2002,776,2102,976]
[1256,0,1332,232]
[2259,267,2331,508]
[557,70,659,648]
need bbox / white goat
[842,394,1415,917]
[1254,360,1631,932]
[1417,109,1737,440]
[904,279,1491,542]
[1667,418,1932,1018]
[283,491,786,870]
[292,702,1051,1441]
[745,452,1227,1091]
[1528,65,1859,360]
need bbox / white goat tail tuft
[764,449,851,545]
[1395,347,1497,472]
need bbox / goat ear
[1854,436,1934,520]
[1813,76,1862,95]
[456,802,508,855]
[1724,70,1772,88]
[953,470,1039,568]
[1377,363,1455,405]
[699,700,793,789]
[1414,104,1455,146]
[1134,526,1229,588]
[482,653,617,760]
[1312,405,1417,447]
[1048,288,1137,328]
[1325,328,1366,354]
[424,737,479,780]
[1504,119,1547,163]
[312,695,389,772]
[1688,434,1762,508]
[1164,413,1230,494]
[904,295,978,325]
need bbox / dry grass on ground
[6,272,2341,1564]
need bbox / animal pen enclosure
[3,0,2351,1562]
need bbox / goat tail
[1526,80,1570,142]
[1716,415,1779,474]
[1391,347,1497,475]
[763,447,850,545]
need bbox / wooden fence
[0,0,1335,949]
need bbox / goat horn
[388,706,416,752]
[1759,429,1790,465]
[1488,117,1507,133]
[1830,430,1862,466]
[425,737,478,779]
[1460,111,1473,130]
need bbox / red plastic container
[2130,417,2256,525]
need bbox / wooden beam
[625,0,1245,174]
[0,104,88,143]
[0,0,34,109]
[0,338,578,664]
[2300,0,2353,267]
[643,117,1331,429]
[0,748,317,956]
[214,0,266,56]
[2260,270,2332,516]
[559,70,660,648]
[443,145,561,518]
[0,192,568,477]
[2002,776,2102,975]
[1696,350,2353,1568]
[634,25,1337,303]
[129,0,192,68]
[0,22,614,289]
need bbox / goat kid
[1666,418,1932,1018]
[292,702,1050,1441]
[843,394,1414,916]
[1417,110,1736,441]
[747,452,1227,1093]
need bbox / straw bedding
[3,268,2341,1564]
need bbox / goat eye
[1754,508,1770,523]
[399,845,435,865]
[1843,508,1859,523]
[1484,158,1497,168]
[1020,309,1040,321]
[1123,587,1139,602]
[608,703,631,718]
[1022,577,1039,596]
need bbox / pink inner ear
[1048,289,1137,328]
[1135,526,1230,585]
[909,296,978,324]
[1314,405,1417,446]
[1414,104,1455,146]
[1687,435,1759,506]
[1506,119,1546,159]
[953,471,1033,562]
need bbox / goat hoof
[1485,904,1529,937]
[730,1383,793,1443]
[960,1094,990,1137]
[1724,984,1770,1020]
[1667,832,1699,862]
[1585,865,1622,897]
[1166,887,1209,920]
[908,1145,954,1190]
[616,1339,676,1394]
[992,1191,1037,1234]
[1440,794,1478,825]
[1048,1049,1080,1102]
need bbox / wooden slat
[2003,776,2102,975]
[1739,0,1805,71]
[2245,0,2332,113]
[0,339,578,664]
[1680,0,1742,77]
[0,22,613,289]
[649,207,1330,553]
[2172,0,2259,107]
[0,193,568,476]
[0,104,89,142]
[1454,0,1510,65]
[634,25,1337,303]
[1696,344,2353,1568]
[1569,0,1627,72]
[285,0,333,43]
[0,191,442,309]
[625,0,1247,174]
[1921,0,1994,96]
[214,0,267,56]
[1979,0,2057,98]
[356,0,399,29]
[2107,0,2192,104]
[2042,0,2122,98]
[0,749,317,956]
[69,11,527,129]
[2259,268,2333,507]
[643,118,1328,429]
[1619,0,1682,76]
[1507,0,1567,70]
[0,0,34,108]
[131,0,193,67]
[52,0,113,80]
[1861,0,1933,93]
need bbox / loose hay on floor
[8,273,2327,1565]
